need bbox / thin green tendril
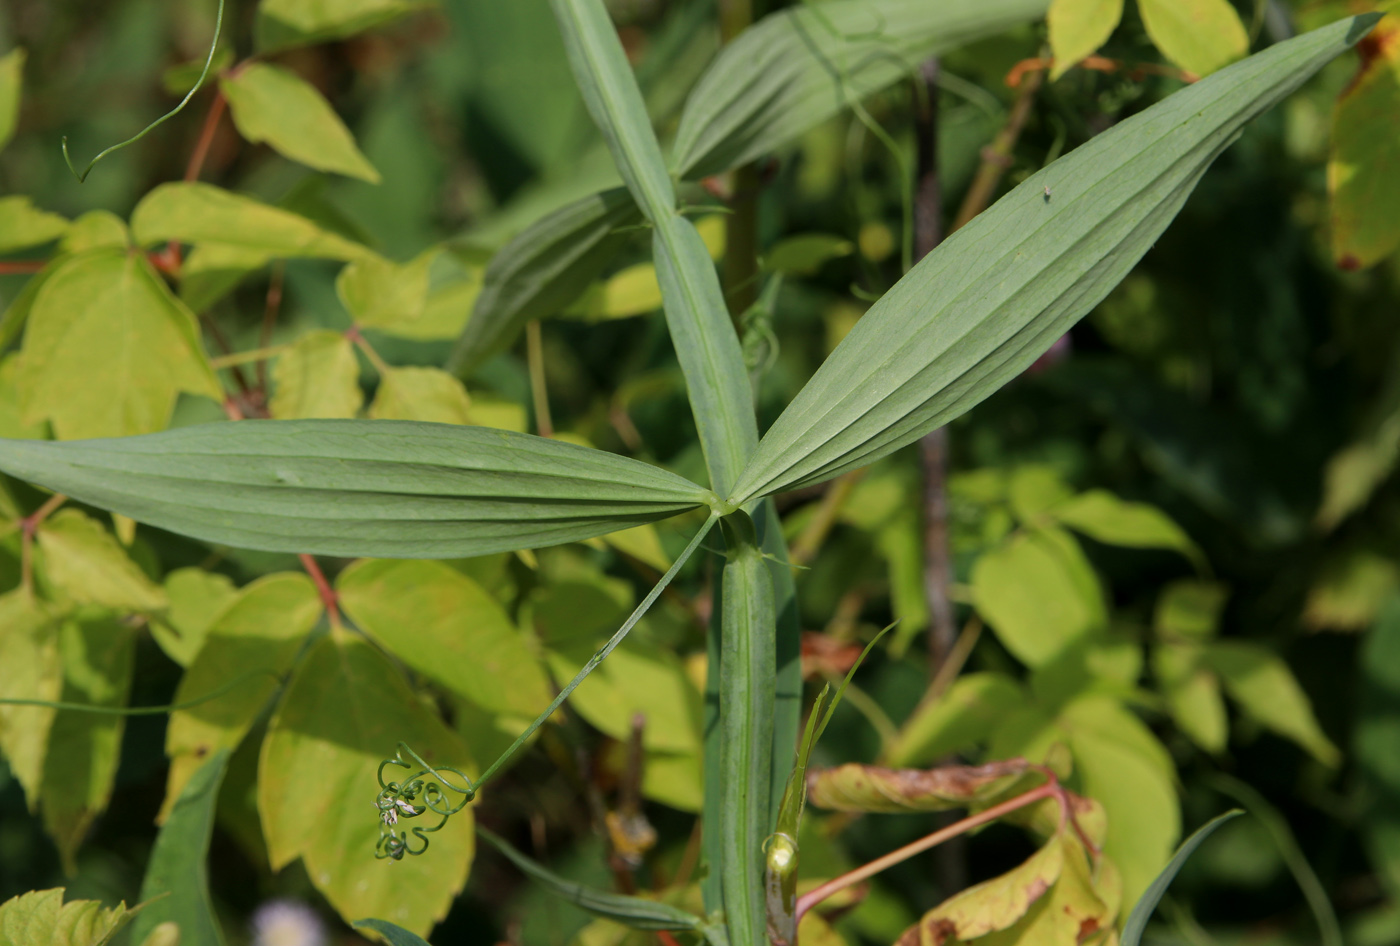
[373,515,720,858]
[0,669,280,715]
[62,0,226,183]
[374,742,477,861]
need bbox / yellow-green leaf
[1327,15,1400,269]
[42,615,137,872]
[0,888,136,946]
[1059,695,1178,907]
[1204,640,1342,766]
[887,672,1028,768]
[534,580,702,755]
[1304,551,1400,631]
[602,523,671,572]
[259,630,475,936]
[895,834,1066,946]
[222,63,380,182]
[1154,580,1228,640]
[256,0,432,52]
[60,212,130,253]
[1053,489,1203,567]
[131,182,373,260]
[0,196,67,254]
[1008,465,1075,523]
[1152,642,1228,753]
[17,250,222,439]
[162,573,322,818]
[36,509,168,613]
[1138,0,1249,77]
[337,250,434,331]
[270,329,363,419]
[149,566,240,667]
[179,243,273,313]
[1048,0,1124,80]
[763,234,854,276]
[368,366,473,424]
[972,526,1107,667]
[337,558,554,719]
[0,590,61,807]
[0,354,47,440]
[0,48,22,152]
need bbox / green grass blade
[129,749,230,946]
[352,920,432,946]
[549,0,758,495]
[672,0,1050,180]
[478,826,704,931]
[1122,810,1244,946]
[0,420,711,558]
[718,511,776,946]
[447,188,642,375]
[729,14,1381,505]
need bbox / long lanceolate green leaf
[671,0,1050,180]
[728,14,1381,506]
[549,0,757,498]
[0,420,712,558]
[447,188,643,374]
[1122,810,1243,946]
[129,749,230,946]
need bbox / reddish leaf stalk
[20,493,69,595]
[184,89,227,183]
[299,553,341,628]
[951,58,1047,233]
[793,780,1062,925]
[0,260,47,275]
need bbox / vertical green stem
[719,510,776,946]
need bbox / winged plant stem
[719,510,775,946]
[548,5,784,944]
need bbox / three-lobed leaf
[259,630,475,935]
[269,330,364,420]
[0,196,68,254]
[1138,0,1249,77]
[17,249,221,440]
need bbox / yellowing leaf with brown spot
[259,630,475,936]
[895,834,1065,946]
[17,250,221,439]
[1138,0,1249,77]
[368,366,474,425]
[1048,0,1125,80]
[1328,15,1400,269]
[270,329,363,419]
[975,835,1114,946]
[36,509,167,613]
[806,759,1035,814]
